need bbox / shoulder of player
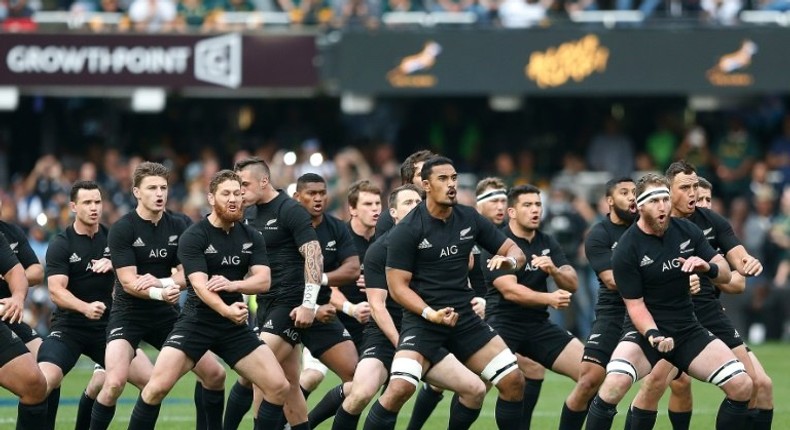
[0,221,26,240]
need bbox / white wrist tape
[303,283,320,309]
[321,273,329,286]
[342,301,354,316]
[421,306,434,320]
[159,277,176,288]
[474,297,486,308]
[148,287,164,301]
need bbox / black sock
[127,396,161,430]
[495,397,523,430]
[628,405,657,430]
[291,422,310,430]
[559,402,588,430]
[332,406,361,430]
[520,378,543,430]
[309,383,345,428]
[223,381,254,430]
[668,410,692,430]
[752,408,773,430]
[715,398,749,430]
[89,401,116,430]
[405,384,443,430]
[45,387,61,430]
[201,387,225,430]
[75,391,95,430]
[17,399,47,430]
[362,400,398,430]
[448,394,481,430]
[194,382,206,430]
[624,406,632,430]
[301,385,312,400]
[255,400,284,430]
[586,395,618,430]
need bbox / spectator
[278,0,330,25]
[175,0,218,31]
[712,114,760,205]
[767,114,790,190]
[498,0,550,28]
[700,0,741,25]
[128,0,177,31]
[674,124,715,181]
[586,115,634,179]
[335,0,378,27]
[644,112,678,171]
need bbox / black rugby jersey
[178,217,268,325]
[0,233,20,282]
[244,191,317,305]
[468,246,487,297]
[387,203,507,310]
[482,226,568,321]
[46,224,114,326]
[108,210,187,312]
[374,210,395,239]
[314,214,356,305]
[613,217,718,334]
[687,207,741,304]
[0,221,39,298]
[585,217,630,316]
[339,223,373,305]
[364,230,403,330]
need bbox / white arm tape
[159,277,176,288]
[480,349,518,385]
[148,287,164,301]
[390,357,423,387]
[303,283,320,309]
[342,301,354,316]
[707,359,746,387]
[606,358,638,384]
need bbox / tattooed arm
[292,240,324,328]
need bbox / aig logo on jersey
[440,245,458,257]
[150,249,168,259]
[222,255,242,266]
[662,258,682,272]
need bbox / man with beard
[233,157,323,430]
[126,170,290,430]
[696,177,713,209]
[92,162,226,430]
[622,161,771,430]
[363,156,528,430]
[37,181,150,430]
[482,184,583,430]
[559,177,637,430]
[585,173,753,430]
[376,150,435,238]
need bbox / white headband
[477,189,507,204]
[636,187,670,208]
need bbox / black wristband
[645,328,662,345]
[705,263,719,279]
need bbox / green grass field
[2,343,787,429]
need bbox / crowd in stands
[3,0,790,31]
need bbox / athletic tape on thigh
[390,358,423,387]
[302,348,328,375]
[606,358,638,384]
[480,349,518,385]
[707,359,746,387]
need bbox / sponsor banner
[332,29,787,94]
[0,33,317,89]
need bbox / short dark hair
[296,173,326,191]
[605,177,635,198]
[233,157,271,178]
[635,173,671,197]
[420,156,454,181]
[698,176,712,190]
[209,170,241,195]
[389,184,423,209]
[507,184,541,207]
[133,161,169,188]
[400,150,435,185]
[665,160,697,183]
[348,180,382,208]
[70,180,101,203]
[476,177,507,197]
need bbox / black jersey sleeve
[0,234,19,275]
[335,222,358,263]
[44,234,71,278]
[7,224,39,268]
[247,227,269,268]
[481,248,508,284]
[108,218,137,270]
[707,209,742,254]
[474,211,508,255]
[687,220,719,262]
[283,203,319,248]
[364,239,387,291]
[585,223,614,275]
[547,235,571,268]
[178,225,208,277]
[612,239,643,300]
[386,222,419,272]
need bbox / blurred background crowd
[3,94,790,349]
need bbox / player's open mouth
[629,204,637,213]
[688,200,696,210]
[313,204,322,211]
[448,190,457,198]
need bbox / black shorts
[163,316,263,368]
[302,318,354,358]
[0,322,29,366]
[6,321,40,344]
[257,302,302,345]
[37,324,107,372]
[359,325,397,370]
[621,322,717,374]
[488,316,574,369]
[583,313,626,368]
[338,314,366,351]
[695,301,744,349]
[398,311,496,363]
[106,308,179,350]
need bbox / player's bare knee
[577,373,604,398]
[457,377,487,407]
[197,362,226,390]
[494,370,524,401]
[346,386,376,413]
[753,372,772,397]
[102,375,127,400]
[20,373,47,404]
[482,349,520,399]
[142,381,170,405]
[669,373,691,396]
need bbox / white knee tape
[606,359,638,384]
[481,349,519,385]
[302,348,328,375]
[707,359,746,387]
[390,358,423,387]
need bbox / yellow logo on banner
[387,41,441,88]
[707,40,756,87]
[525,35,609,88]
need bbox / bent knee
[21,373,48,404]
[197,364,226,389]
[725,374,754,401]
[753,373,773,396]
[457,378,487,406]
[495,371,525,401]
